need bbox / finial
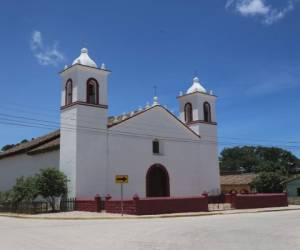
[64,65,68,70]
[81,48,88,53]
[138,106,143,111]
[152,96,159,106]
[179,91,183,96]
[193,76,200,83]
[209,90,213,95]
[101,63,106,70]
[145,102,150,109]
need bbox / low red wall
[75,195,101,212]
[227,193,288,209]
[105,196,208,215]
[105,200,137,214]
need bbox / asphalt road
[0,210,300,250]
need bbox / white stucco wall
[107,106,220,199]
[0,107,220,199]
[60,104,108,198]
[0,151,59,191]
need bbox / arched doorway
[146,164,170,197]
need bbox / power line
[0,109,299,146]
[0,117,299,150]
[0,103,299,148]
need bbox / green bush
[0,168,68,212]
[11,176,39,203]
[0,190,13,203]
[251,172,286,193]
[36,168,68,211]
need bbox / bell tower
[177,76,217,140]
[59,48,110,198]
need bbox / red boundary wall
[105,195,209,215]
[75,195,101,212]
[225,193,288,209]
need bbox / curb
[0,207,300,220]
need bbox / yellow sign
[115,175,128,184]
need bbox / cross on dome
[72,48,97,68]
[186,76,207,94]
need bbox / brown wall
[221,184,251,193]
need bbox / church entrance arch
[146,164,170,197]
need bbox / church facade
[0,49,220,199]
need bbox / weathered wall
[0,151,59,191]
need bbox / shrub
[251,172,286,193]
[11,176,39,203]
[36,168,68,211]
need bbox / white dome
[72,48,97,68]
[187,77,207,94]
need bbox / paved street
[0,210,300,250]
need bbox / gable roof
[220,174,257,185]
[0,130,60,160]
[0,105,200,159]
[108,105,201,139]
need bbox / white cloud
[226,0,298,25]
[30,30,64,66]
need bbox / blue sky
[0,0,299,156]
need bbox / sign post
[120,183,124,216]
[115,175,128,216]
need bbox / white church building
[0,48,220,199]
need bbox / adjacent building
[220,173,257,193]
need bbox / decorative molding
[60,101,108,110]
[177,91,217,99]
[107,105,201,139]
[187,120,217,126]
[60,63,111,74]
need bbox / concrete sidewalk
[0,205,300,220]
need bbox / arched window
[203,102,211,122]
[86,78,99,104]
[184,103,193,123]
[65,79,73,105]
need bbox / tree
[0,190,13,203]
[250,172,286,193]
[11,176,39,203]
[36,168,68,211]
[220,146,299,175]
[1,144,15,151]
[1,139,29,152]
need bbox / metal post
[121,183,124,216]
